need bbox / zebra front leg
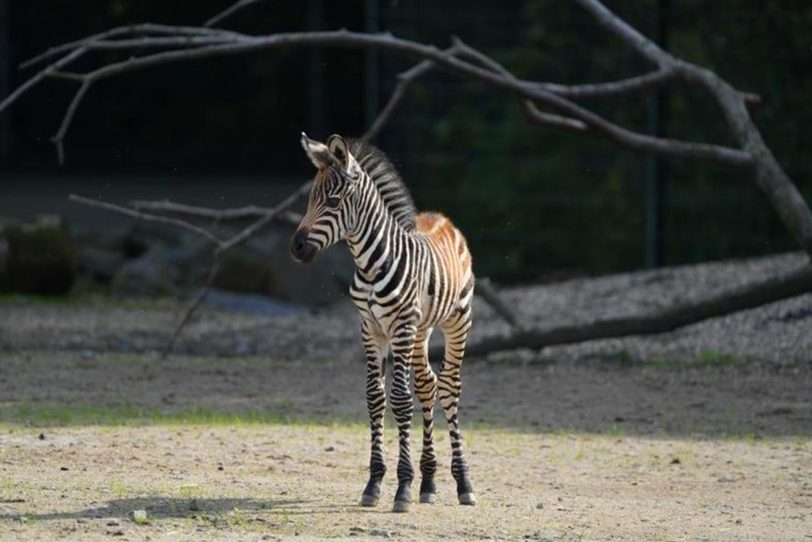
[390,322,417,512]
[412,328,439,504]
[360,321,388,507]
[439,309,476,505]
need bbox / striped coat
[291,133,476,512]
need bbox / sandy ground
[1,252,811,540]
[1,351,811,540]
[1,425,811,541]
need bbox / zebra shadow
[0,496,317,522]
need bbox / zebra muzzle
[290,229,317,263]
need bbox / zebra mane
[347,139,416,232]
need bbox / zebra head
[290,132,362,263]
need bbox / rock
[130,510,149,525]
[111,247,179,296]
[77,245,125,283]
[214,228,353,306]
[0,214,76,295]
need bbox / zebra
[290,133,476,513]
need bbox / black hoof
[419,478,436,504]
[458,492,477,505]
[360,493,379,507]
[392,499,411,513]
[361,478,382,507]
[393,482,412,513]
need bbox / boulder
[214,227,354,306]
[111,246,180,296]
[0,215,76,295]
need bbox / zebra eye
[325,196,341,209]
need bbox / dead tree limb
[205,0,271,28]
[4,0,811,357]
[573,0,812,257]
[430,265,812,360]
[2,28,755,168]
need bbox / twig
[20,24,238,70]
[205,0,271,28]
[216,181,312,253]
[0,47,87,116]
[162,259,221,358]
[52,79,90,165]
[68,194,224,245]
[131,199,301,225]
[452,37,587,132]
[363,45,464,142]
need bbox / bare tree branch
[0,47,87,116]
[573,0,812,257]
[451,37,588,133]
[68,194,225,246]
[363,46,461,142]
[5,0,809,358]
[475,278,522,330]
[205,0,271,28]
[52,80,90,165]
[162,259,221,358]
[19,24,239,71]
[539,70,758,103]
[215,181,312,254]
[13,29,749,167]
[131,199,301,225]
[441,264,812,359]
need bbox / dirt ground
[1,253,811,540]
[1,350,811,541]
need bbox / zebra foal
[290,133,476,512]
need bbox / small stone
[670,458,681,465]
[131,509,149,524]
[106,520,119,526]
[325,446,335,452]
[536,502,544,509]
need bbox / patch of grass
[0,403,364,429]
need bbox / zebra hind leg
[412,328,438,504]
[439,308,476,506]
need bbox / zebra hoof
[392,499,411,513]
[458,492,477,506]
[360,494,379,507]
[419,492,436,504]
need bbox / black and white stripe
[292,133,475,512]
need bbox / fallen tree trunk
[439,265,812,359]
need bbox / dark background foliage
[1,0,810,282]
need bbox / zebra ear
[327,134,361,181]
[300,132,332,169]
[327,134,349,167]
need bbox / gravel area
[1,251,809,366]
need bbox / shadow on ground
[1,349,810,437]
[0,497,311,522]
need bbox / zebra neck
[346,199,411,281]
